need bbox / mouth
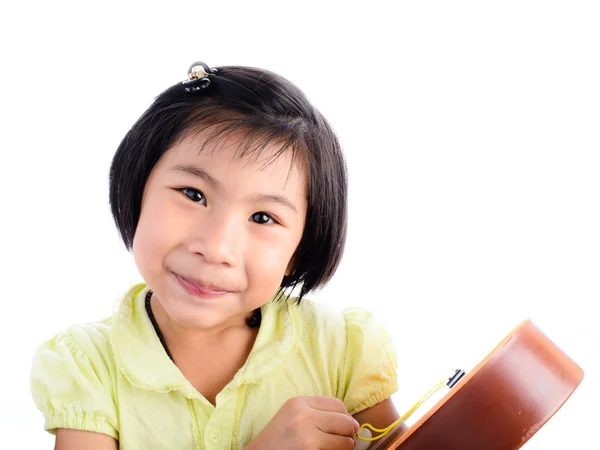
[173,272,232,298]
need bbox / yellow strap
[356,379,447,442]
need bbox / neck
[147,291,258,354]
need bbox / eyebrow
[169,164,298,213]
[248,194,298,213]
[170,164,222,191]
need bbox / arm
[55,429,118,450]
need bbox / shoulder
[32,316,114,369]
[28,284,150,438]
[291,297,391,346]
[294,297,346,331]
[30,282,145,383]
[286,297,345,349]
[288,297,397,369]
[29,316,119,438]
[30,315,117,400]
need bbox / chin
[165,300,231,329]
[162,287,243,328]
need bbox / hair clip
[182,61,218,93]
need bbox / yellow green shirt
[30,283,398,449]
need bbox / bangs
[175,106,310,184]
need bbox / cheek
[132,216,158,276]
[132,199,180,269]
[247,239,296,285]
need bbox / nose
[186,210,241,267]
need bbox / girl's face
[132,130,308,332]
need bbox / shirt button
[209,427,222,443]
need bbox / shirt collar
[110,283,301,399]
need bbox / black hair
[109,63,348,303]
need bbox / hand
[246,396,360,450]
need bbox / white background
[1,1,598,448]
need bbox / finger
[317,431,356,450]
[306,396,350,415]
[314,409,359,438]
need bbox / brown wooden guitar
[368,319,584,450]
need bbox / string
[356,379,448,442]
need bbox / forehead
[159,128,308,192]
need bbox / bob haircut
[109,63,348,303]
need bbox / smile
[173,272,231,299]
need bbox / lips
[173,272,231,295]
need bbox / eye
[179,187,206,205]
[251,212,276,225]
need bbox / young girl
[30,61,401,450]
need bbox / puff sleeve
[340,308,399,415]
[29,328,119,439]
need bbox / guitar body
[371,320,584,450]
